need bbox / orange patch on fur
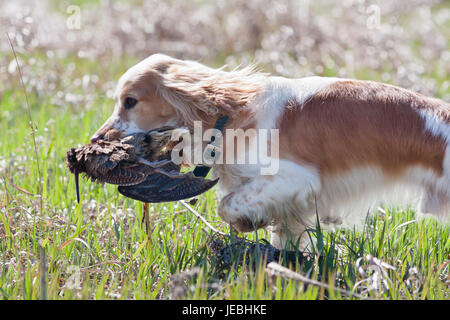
[278,80,448,177]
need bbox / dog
[91,53,450,248]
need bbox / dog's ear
[153,61,170,74]
[154,60,266,128]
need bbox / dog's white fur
[93,54,450,249]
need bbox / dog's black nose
[90,134,104,143]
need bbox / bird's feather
[66,126,218,203]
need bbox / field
[0,0,449,300]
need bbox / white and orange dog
[92,54,450,248]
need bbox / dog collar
[192,115,229,178]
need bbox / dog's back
[276,79,450,224]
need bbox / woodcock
[66,127,218,203]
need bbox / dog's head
[91,53,265,143]
[91,54,178,142]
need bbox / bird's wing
[95,163,149,186]
[117,171,219,203]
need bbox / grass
[0,50,448,300]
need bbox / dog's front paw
[232,215,269,232]
[218,192,271,232]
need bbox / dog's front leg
[218,176,275,232]
[218,161,321,245]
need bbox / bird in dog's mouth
[65,126,218,203]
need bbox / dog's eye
[124,97,138,110]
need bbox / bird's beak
[137,157,172,168]
[74,167,80,203]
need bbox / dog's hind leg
[419,183,450,221]
[419,121,450,221]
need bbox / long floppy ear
[153,59,266,128]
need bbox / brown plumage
[66,127,218,203]
[66,127,175,186]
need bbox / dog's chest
[211,165,251,197]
